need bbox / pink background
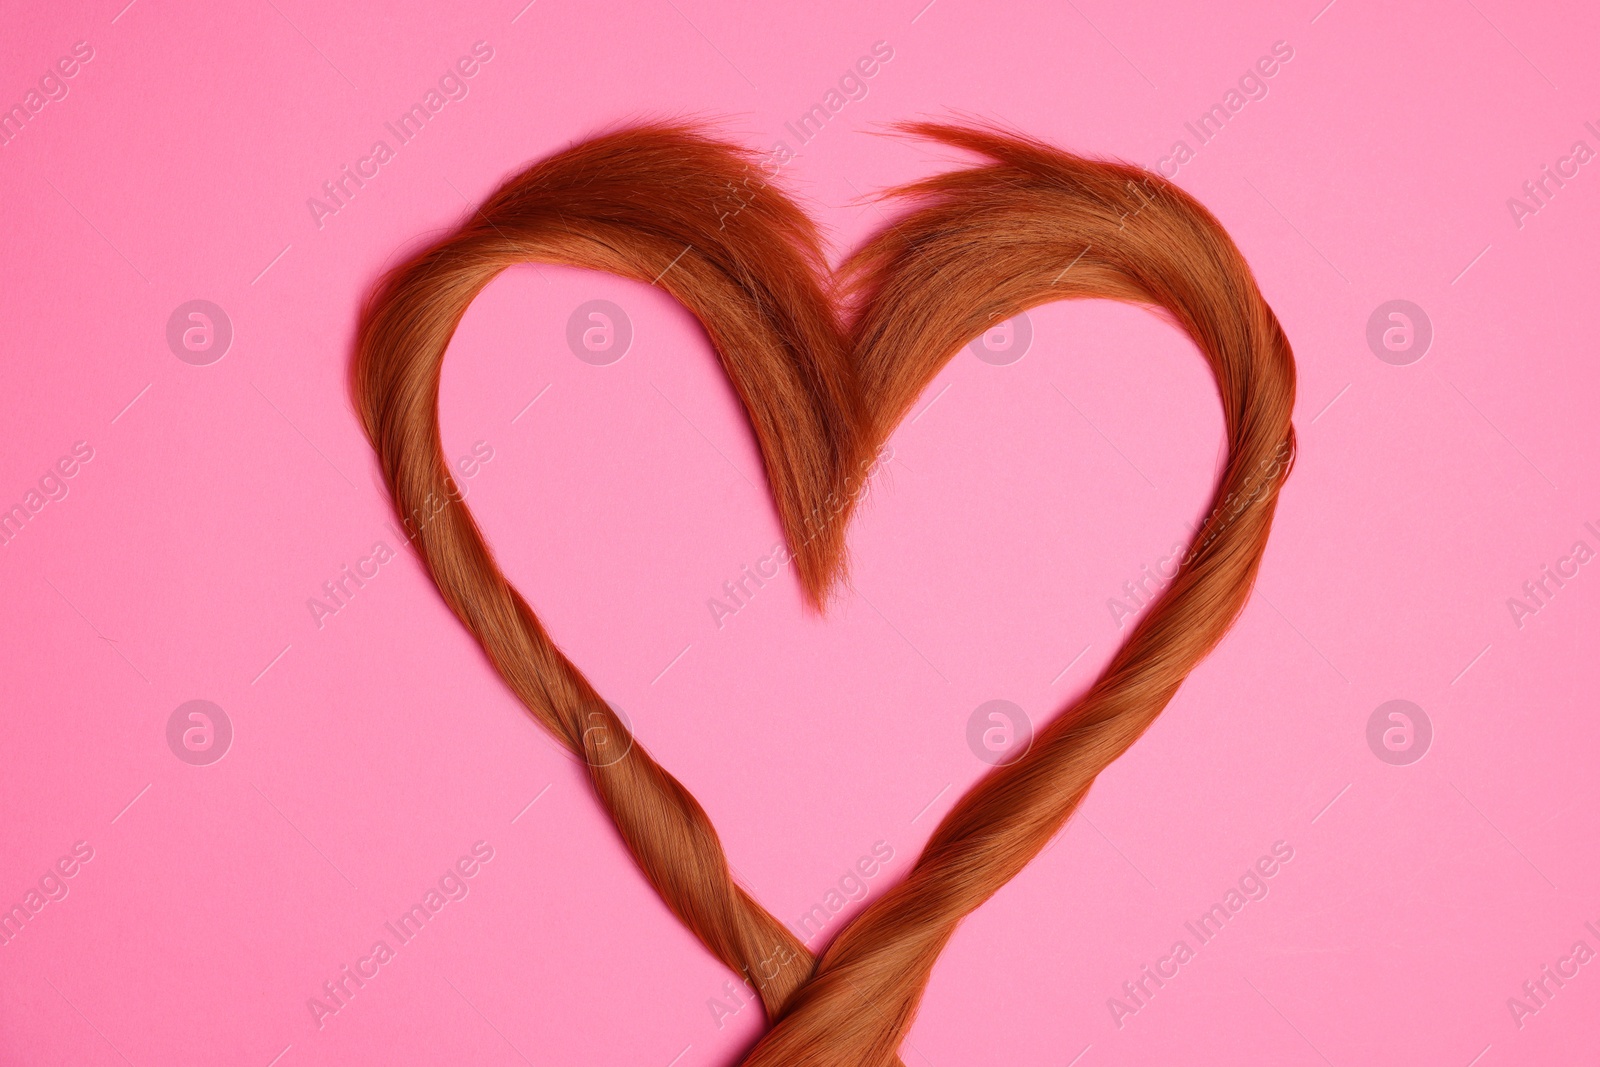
[3,0,1598,1064]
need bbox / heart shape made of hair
[353,123,1296,1067]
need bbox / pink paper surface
[3,1,1598,1064]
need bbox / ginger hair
[353,122,1296,1065]
[740,122,1296,1063]
[353,125,865,1037]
